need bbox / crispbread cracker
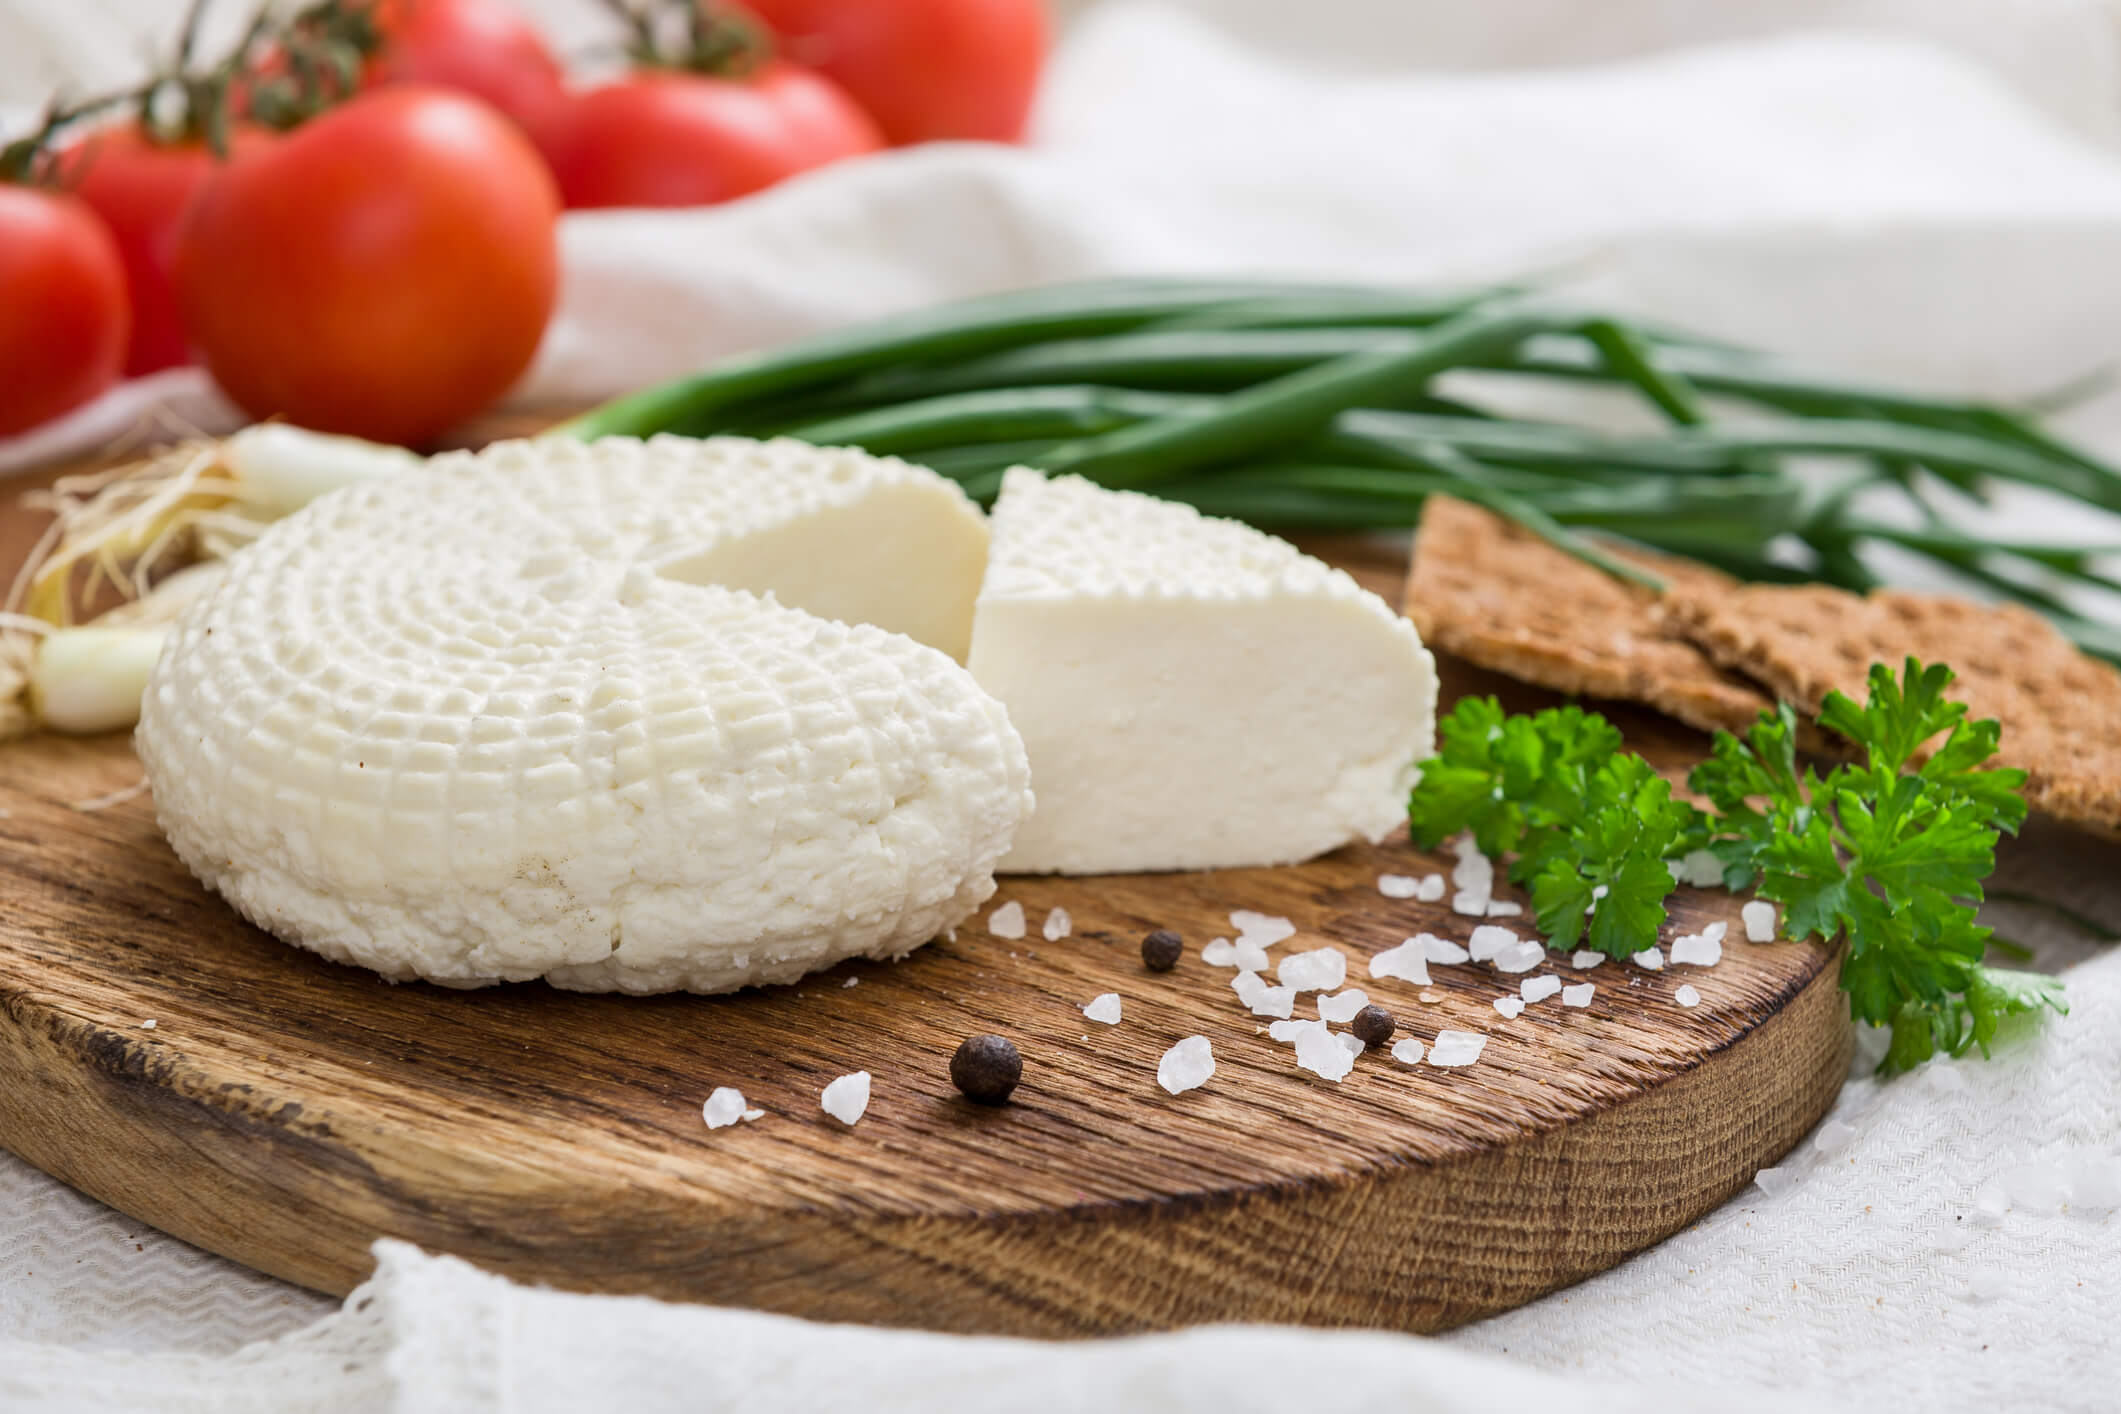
[1405,496,1770,734]
[1668,585,2121,832]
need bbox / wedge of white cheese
[137,436,1029,994]
[968,468,1436,874]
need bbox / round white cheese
[137,435,1031,994]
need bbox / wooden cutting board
[0,435,1850,1338]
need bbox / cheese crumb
[1520,975,1562,1004]
[821,1072,871,1125]
[1082,992,1122,1025]
[1369,938,1431,985]
[988,901,1026,940]
[1277,947,1347,993]
[1429,1030,1487,1066]
[1674,984,1702,1008]
[1561,982,1596,1008]
[703,1087,753,1130]
[1391,1037,1425,1065]
[1043,907,1072,941]
[1316,988,1369,1023]
[1378,874,1421,899]
[1570,950,1605,969]
[1633,947,1665,971]
[1157,1036,1215,1094]
[1742,900,1778,942]
[1493,996,1526,1019]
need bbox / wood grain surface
[0,426,1852,1337]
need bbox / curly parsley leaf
[1406,657,2063,1078]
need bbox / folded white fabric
[0,1237,1827,1414]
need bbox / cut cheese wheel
[137,435,1031,994]
[968,469,1437,874]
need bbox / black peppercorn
[1351,1004,1395,1049]
[1140,929,1183,972]
[950,1033,1022,1105]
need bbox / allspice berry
[1351,1004,1396,1049]
[950,1033,1023,1105]
[1140,928,1183,972]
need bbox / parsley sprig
[1408,659,2068,1074]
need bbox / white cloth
[6,4,2121,1411]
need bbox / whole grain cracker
[1669,585,2121,832]
[1405,497,1770,734]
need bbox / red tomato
[174,86,558,445]
[0,185,129,437]
[365,0,568,143]
[745,0,1046,146]
[55,125,270,377]
[546,62,881,209]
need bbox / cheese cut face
[137,436,1031,994]
[968,469,1436,874]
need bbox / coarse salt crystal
[1925,1061,1969,1095]
[1043,907,1072,941]
[1752,1165,1795,1198]
[1561,983,1596,1008]
[1570,950,1605,969]
[1277,947,1347,993]
[742,1108,765,1121]
[1485,900,1523,918]
[1415,873,1446,901]
[1233,939,1271,972]
[1493,941,1545,974]
[821,1072,871,1125]
[1422,934,1470,965]
[1201,938,1238,967]
[1416,990,1443,1004]
[1679,849,1723,888]
[1451,891,1490,916]
[1294,1025,1357,1081]
[1468,925,1517,962]
[1520,975,1562,1004]
[1369,938,1431,985]
[1082,993,1122,1025]
[1966,1267,2015,1303]
[1493,996,1526,1019]
[1970,1183,2008,1227]
[1338,1033,1365,1056]
[988,901,1026,940]
[1742,900,1777,942]
[138,1019,157,1030]
[842,977,859,988]
[1812,1118,1857,1153]
[1667,860,1685,884]
[1268,1019,1317,1044]
[1230,911,1295,947]
[1233,972,1296,1018]
[1157,1036,1215,1094]
[1429,1030,1487,1067]
[1379,874,1421,899]
[1391,1037,1425,1065]
[1674,984,1702,1008]
[1702,921,1727,943]
[1317,988,1369,1023]
[1633,947,1665,971]
[1669,933,1721,967]
[703,1087,752,1130]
